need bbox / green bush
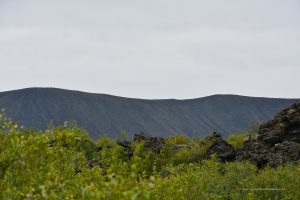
[0,115,299,199]
[167,134,190,145]
[226,133,247,149]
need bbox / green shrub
[0,116,299,199]
[167,134,190,145]
[226,133,247,149]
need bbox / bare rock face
[258,101,300,144]
[205,132,236,162]
[237,101,300,167]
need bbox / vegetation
[226,122,259,149]
[0,113,300,199]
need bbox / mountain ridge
[0,87,298,139]
[1,87,296,101]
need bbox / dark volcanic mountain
[0,88,297,139]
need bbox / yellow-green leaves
[1,121,300,199]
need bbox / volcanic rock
[205,132,236,162]
[133,132,165,154]
[237,101,300,167]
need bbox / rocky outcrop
[237,101,300,167]
[101,102,300,168]
[117,132,195,156]
[205,132,236,162]
[113,132,166,155]
[133,132,165,154]
[258,101,300,144]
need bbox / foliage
[167,134,190,145]
[226,133,247,149]
[0,114,299,199]
[227,127,258,149]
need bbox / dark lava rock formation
[115,132,166,156]
[205,132,236,162]
[237,101,300,167]
[133,132,166,154]
[97,101,300,168]
[131,101,300,168]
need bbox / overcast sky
[0,0,299,99]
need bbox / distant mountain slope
[0,88,297,139]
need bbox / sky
[0,0,299,99]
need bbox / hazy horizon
[1,0,299,99]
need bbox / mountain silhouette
[0,88,297,139]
